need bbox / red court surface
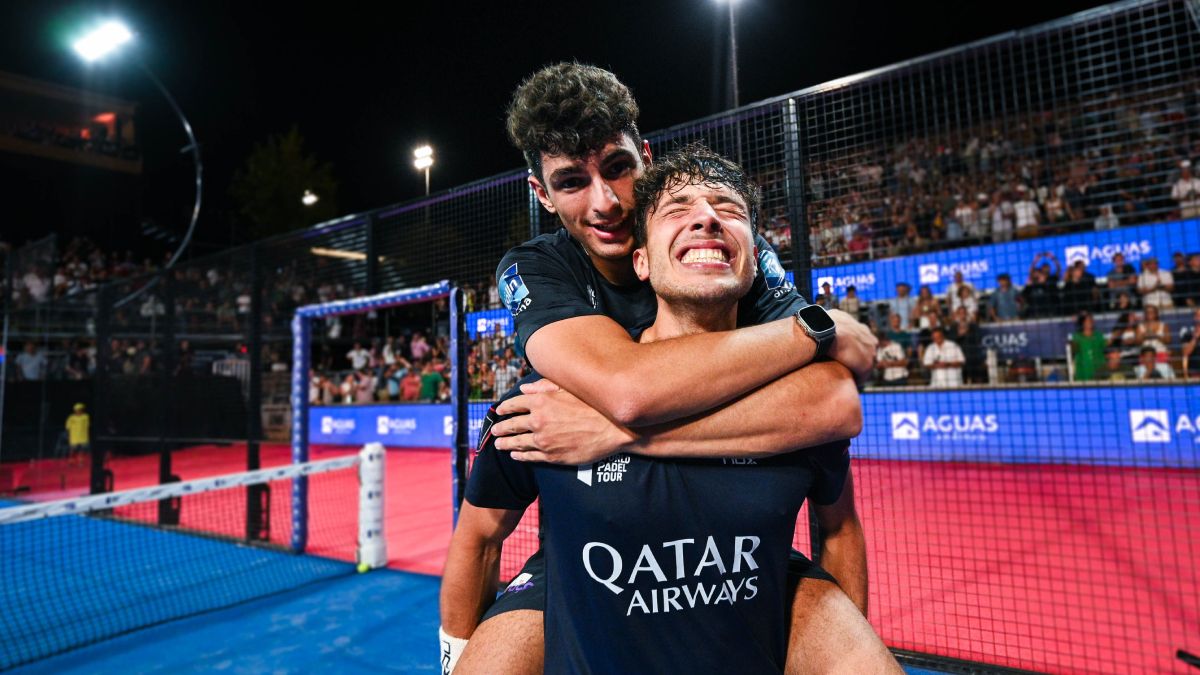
[4,448,1197,673]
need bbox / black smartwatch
[794,305,837,359]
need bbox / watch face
[800,306,836,333]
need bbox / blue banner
[859,384,1199,467]
[310,402,494,448]
[811,218,1200,302]
[977,306,1196,359]
[465,308,514,340]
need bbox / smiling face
[632,179,756,310]
[528,134,651,276]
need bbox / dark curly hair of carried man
[633,143,761,248]
[506,62,641,182]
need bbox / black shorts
[479,547,834,623]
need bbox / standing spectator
[354,368,376,404]
[1106,252,1138,308]
[840,285,862,320]
[492,355,521,397]
[950,307,985,384]
[885,312,914,357]
[988,273,1023,322]
[874,332,909,386]
[1071,313,1108,381]
[1061,261,1099,315]
[990,190,1015,243]
[923,327,965,387]
[1137,257,1175,309]
[399,368,423,402]
[954,197,981,241]
[64,342,91,380]
[944,270,974,308]
[346,342,370,371]
[887,283,917,329]
[1180,308,1200,379]
[1173,253,1200,307]
[15,342,47,381]
[1133,346,1175,381]
[952,285,980,322]
[1136,305,1172,361]
[65,403,90,467]
[419,359,444,402]
[410,332,431,361]
[1111,311,1142,361]
[1013,186,1042,238]
[1171,160,1200,218]
[1022,262,1059,318]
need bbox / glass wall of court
[3,0,1198,672]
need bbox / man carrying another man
[439,63,891,673]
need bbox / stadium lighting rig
[413,144,434,195]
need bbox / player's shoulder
[498,229,583,270]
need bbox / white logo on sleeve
[891,412,920,440]
[1130,410,1171,443]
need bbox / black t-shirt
[496,228,807,356]
[468,374,851,674]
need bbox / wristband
[440,626,469,674]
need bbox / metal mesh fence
[2,1,1198,671]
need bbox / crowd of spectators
[799,83,1200,266]
[822,249,1200,388]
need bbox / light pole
[72,19,202,307]
[717,0,741,109]
[413,145,434,196]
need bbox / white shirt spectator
[945,280,976,306]
[22,272,50,303]
[991,201,1014,241]
[492,360,521,395]
[954,204,980,238]
[346,346,371,370]
[1138,269,1175,308]
[1014,199,1041,230]
[1134,362,1175,381]
[876,342,908,383]
[923,339,965,388]
[1172,174,1200,218]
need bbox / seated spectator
[988,273,1022,322]
[1094,204,1119,230]
[1133,346,1175,381]
[1045,190,1074,226]
[888,282,917,329]
[1103,349,1130,382]
[492,355,521,397]
[1174,253,1200,307]
[1181,308,1200,380]
[945,270,974,307]
[923,327,965,388]
[1061,261,1099,315]
[15,342,47,381]
[1137,257,1175,309]
[1071,313,1108,381]
[952,284,979,322]
[875,331,909,386]
[989,190,1015,242]
[354,368,376,404]
[1171,160,1200,219]
[1106,252,1138,308]
[841,285,862,319]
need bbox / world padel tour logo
[758,250,788,291]
[891,411,998,442]
[577,454,631,485]
[499,263,531,316]
[891,413,920,440]
[1129,410,1171,443]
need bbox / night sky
[1,0,1101,249]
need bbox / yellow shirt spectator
[66,411,90,447]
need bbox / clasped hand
[492,379,636,464]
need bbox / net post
[290,312,312,552]
[450,285,468,526]
[357,442,387,569]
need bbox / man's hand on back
[493,380,637,464]
[827,309,877,382]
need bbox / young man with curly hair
[440,63,884,673]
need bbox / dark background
[0,0,1101,251]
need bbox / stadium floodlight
[413,145,434,195]
[70,17,201,310]
[72,20,133,63]
[302,189,319,206]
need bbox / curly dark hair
[633,143,761,248]
[506,62,641,182]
